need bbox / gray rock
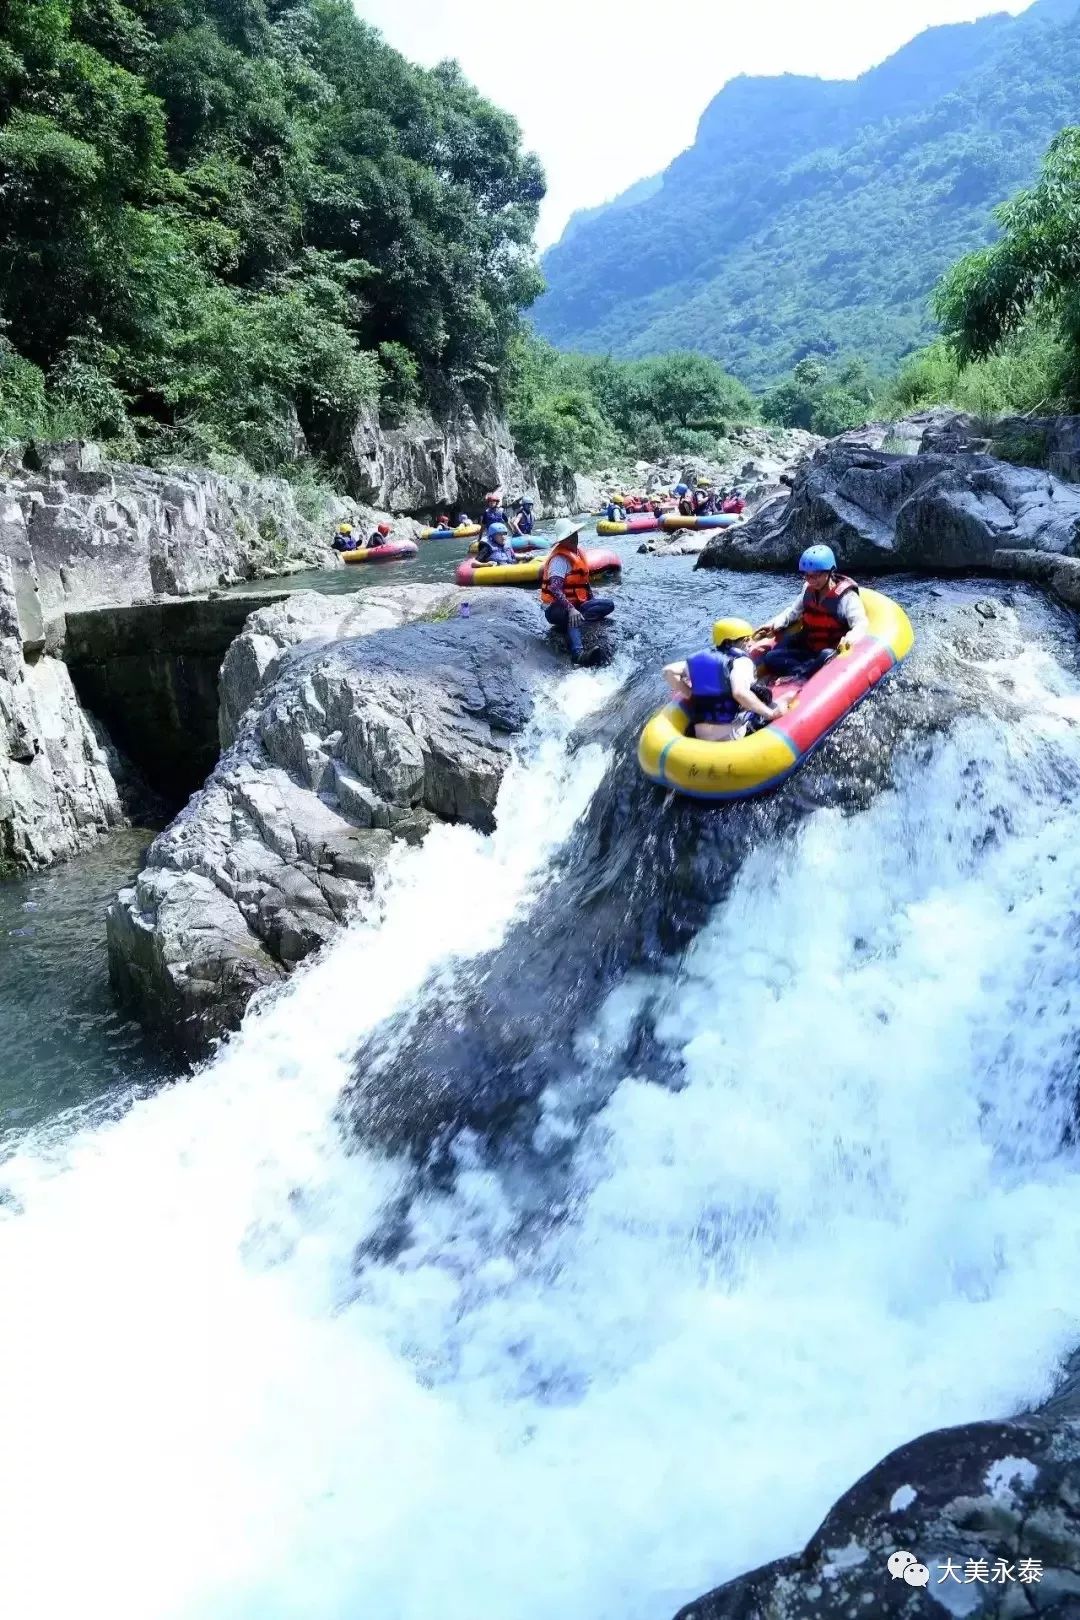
[0,555,124,871]
[696,444,1080,574]
[218,584,467,749]
[339,398,538,515]
[106,594,560,1053]
[673,1355,1080,1620]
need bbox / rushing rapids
[3,566,1080,1620]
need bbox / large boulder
[106,593,561,1054]
[0,554,124,870]
[674,1357,1080,1620]
[696,443,1080,574]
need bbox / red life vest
[799,574,859,653]
[541,541,591,606]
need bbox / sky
[353,0,1034,249]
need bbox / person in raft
[756,544,868,678]
[663,619,789,741]
[541,517,615,662]
[512,496,536,537]
[331,523,355,553]
[675,483,695,517]
[365,521,392,549]
[604,496,626,523]
[436,513,451,529]
[475,521,517,565]
[479,492,510,535]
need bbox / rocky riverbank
[584,425,823,515]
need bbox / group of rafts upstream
[339,514,915,803]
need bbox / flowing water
[3,564,1080,1620]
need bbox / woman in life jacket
[756,545,869,678]
[475,522,516,565]
[664,619,789,741]
[540,518,616,662]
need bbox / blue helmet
[674,483,689,496]
[489,521,509,537]
[519,496,534,507]
[799,544,836,573]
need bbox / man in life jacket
[540,518,615,662]
[436,513,451,529]
[757,544,868,677]
[364,521,392,549]
[663,619,789,741]
[475,521,516,565]
[604,496,626,524]
[331,522,355,553]
[512,496,535,537]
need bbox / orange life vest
[800,574,859,653]
[541,541,591,606]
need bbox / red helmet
[485,491,499,504]
[378,522,391,537]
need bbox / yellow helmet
[697,478,712,488]
[713,617,753,647]
[338,523,353,534]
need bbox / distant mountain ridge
[533,0,1080,386]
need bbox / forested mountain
[0,0,543,469]
[534,0,1080,387]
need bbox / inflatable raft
[455,548,622,588]
[420,523,481,541]
[597,514,662,536]
[638,588,914,800]
[661,513,742,532]
[342,539,419,565]
[467,536,541,556]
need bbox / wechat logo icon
[887,1550,930,1588]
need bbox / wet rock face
[106,593,560,1055]
[674,1393,1080,1619]
[0,555,124,871]
[0,454,331,635]
[696,444,1080,576]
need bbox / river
[3,548,1080,1620]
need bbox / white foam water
[4,639,1080,1620]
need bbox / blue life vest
[517,510,534,534]
[481,507,508,533]
[685,648,741,726]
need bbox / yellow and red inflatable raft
[638,588,914,800]
[455,547,622,588]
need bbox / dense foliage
[0,0,544,468]
[761,358,879,437]
[507,334,755,468]
[534,0,1080,388]
[933,126,1080,409]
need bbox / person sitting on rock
[513,497,536,537]
[756,545,868,678]
[475,521,517,565]
[664,618,789,741]
[331,524,356,553]
[480,492,510,535]
[365,522,392,549]
[540,518,615,663]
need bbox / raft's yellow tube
[597,519,630,536]
[419,523,481,540]
[638,588,914,800]
[465,556,545,587]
